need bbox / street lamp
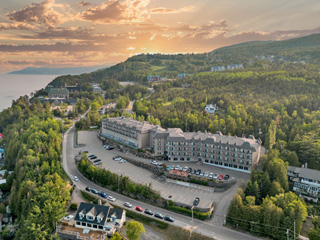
[190,206,194,238]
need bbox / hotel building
[102,117,263,172]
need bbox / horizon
[1,0,320,73]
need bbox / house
[177,73,189,79]
[57,202,126,240]
[287,165,320,203]
[147,75,161,82]
[211,66,225,72]
[48,87,69,99]
[227,64,243,70]
[204,104,218,114]
[91,83,104,94]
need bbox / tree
[126,220,145,240]
[110,232,122,240]
[265,120,277,149]
[268,181,285,197]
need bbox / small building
[66,85,81,94]
[147,75,161,82]
[166,169,188,181]
[91,83,104,94]
[287,165,320,203]
[177,73,189,79]
[57,202,126,239]
[227,64,243,70]
[211,66,225,72]
[48,88,69,99]
[204,104,217,114]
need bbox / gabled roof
[288,166,320,182]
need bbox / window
[76,221,81,225]
[180,157,185,161]
[87,223,92,228]
[99,225,103,230]
[205,159,209,163]
[224,163,228,166]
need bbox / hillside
[210,33,320,63]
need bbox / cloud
[81,0,150,24]
[0,23,35,31]
[7,0,67,27]
[78,1,92,7]
[150,5,195,14]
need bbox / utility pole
[286,229,289,240]
[294,221,296,240]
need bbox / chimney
[98,199,102,205]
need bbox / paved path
[63,126,262,240]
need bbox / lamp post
[190,206,194,238]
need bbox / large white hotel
[101,117,263,172]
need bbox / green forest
[0,97,70,239]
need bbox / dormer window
[79,213,84,220]
[97,217,101,223]
[87,215,94,221]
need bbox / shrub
[70,203,78,210]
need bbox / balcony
[301,179,320,187]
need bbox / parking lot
[77,131,250,210]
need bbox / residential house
[211,66,225,72]
[91,83,104,94]
[204,104,217,114]
[57,202,126,240]
[287,165,320,203]
[227,64,243,70]
[48,87,70,99]
[147,75,161,82]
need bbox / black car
[85,187,91,192]
[91,188,99,194]
[193,197,200,206]
[224,174,230,180]
[93,159,101,163]
[164,216,175,222]
[90,156,97,160]
[187,168,192,173]
[197,169,202,173]
[88,154,95,158]
[154,213,164,219]
[82,150,89,153]
[106,146,114,150]
[144,209,154,216]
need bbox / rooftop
[103,117,157,133]
[288,166,320,182]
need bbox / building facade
[48,87,69,99]
[102,117,263,172]
[74,202,125,232]
[287,166,320,203]
[101,117,156,149]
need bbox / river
[0,73,57,112]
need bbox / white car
[123,202,133,208]
[107,196,116,202]
[204,172,209,178]
[73,176,79,182]
[174,165,180,170]
[103,145,108,148]
[119,159,126,163]
[151,160,158,165]
[213,173,218,180]
[113,157,122,161]
[183,166,188,171]
[208,174,213,178]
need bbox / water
[0,74,57,112]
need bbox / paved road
[62,125,262,240]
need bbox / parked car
[151,160,158,165]
[167,166,172,171]
[213,173,218,180]
[183,166,188,171]
[144,209,154,215]
[85,186,91,192]
[113,156,121,161]
[82,150,89,153]
[174,165,180,170]
[88,154,95,158]
[107,196,116,202]
[204,172,209,178]
[119,159,126,163]
[193,197,200,206]
[224,174,230,180]
[73,176,79,182]
[218,175,224,180]
[208,173,213,178]
[199,173,204,177]
[178,167,183,170]
[91,188,99,194]
[154,213,164,219]
[106,146,114,150]
[197,169,202,173]
[135,206,144,212]
[123,202,133,208]
[93,159,101,163]
[103,145,109,148]
[164,216,175,222]
[99,191,108,198]
[187,168,192,173]
[90,156,97,160]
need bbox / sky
[0,0,320,72]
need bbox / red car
[218,175,224,180]
[135,206,143,212]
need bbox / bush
[70,203,78,210]
[166,203,209,220]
